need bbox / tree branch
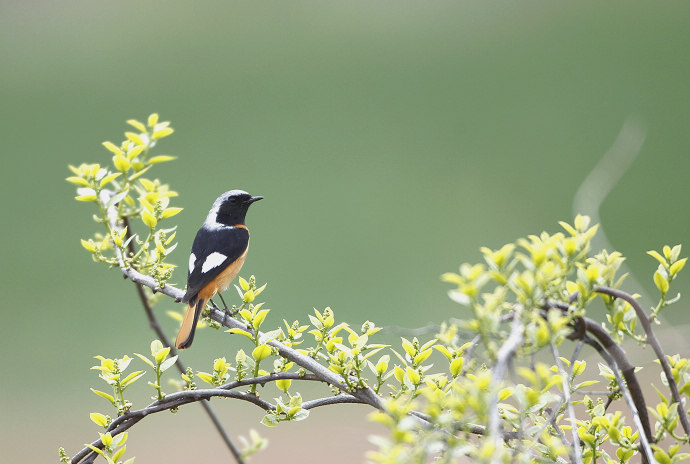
[550,341,584,464]
[71,372,353,464]
[487,306,524,443]
[595,285,690,437]
[579,334,656,464]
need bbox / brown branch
[579,334,655,464]
[545,299,653,441]
[595,286,690,438]
[70,372,340,464]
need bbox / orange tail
[176,298,207,349]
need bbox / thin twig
[550,341,584,464]
[580,334,656,464]
[487,307,524,446]
[595,286,690,437]
[71,372,346,464]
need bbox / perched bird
[176,190,263,349]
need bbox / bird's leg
[218,293,229,310]
[218,293,231,327]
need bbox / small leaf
[102,141,123,156]
[141,210,157,229]
[99,172,121,188]
[647,250,667,266]
[111,445,126,463]
[134,353,154,368]
[90,412,108,427]
[226,328,254,340]
[126,145,145,160]
[126,119,147,132]
[113,154,131,172]
[75,194,98,202]
[81,239,96,252]
[161,207,183,219]
[654,271,669,294]
[160,356,178,372]
[66,176,91,187]
[106,190,129,209]
[147,113,159,127]
[196,372,214,385]
[121,371,145,387]
[670,258,687,276]
[261,414,279,427]
[276,378,291,392]
[450,357,464,376]
[148,155,176,164]
[91,389,115,403]
[252,345,271,362]
[152,127,174,139]
[125,131,145,145]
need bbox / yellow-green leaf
[75,195,98,202]
[90,412,108,427]
[141,209,157,228]
[81,239,96,252]
[670,258,687,276]
[125,132,145,146]
[196,372,214,385]
[252,344,271,362]
[276,378,291,392]
[647,250,667,266]
[99,172,121,188]
[126,119,147,132]
[148,155,176,164]
[66,176,91,187]
[654,271,669,294]
[113,154,131,172]
[147,113,159,127]
[102,141,122,156]
[226,328,254,340]
[138,178,155,191]
[450,357,464,376]
[152,127,174,139]
[161,207,183,219]
[126,144,145,160]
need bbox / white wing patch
[188,253,196,274]
[201,252,227,273]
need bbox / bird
[176,190,263,349]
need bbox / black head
[208,189,263,226]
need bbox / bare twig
[550,341,584,464]
[580,334,656,464]
[595,286,690,437]
[71,372,348,464]
[487,307,524,445]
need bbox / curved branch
[595,286,690,437]
[71,372,347,464]
[115,261,385,411]
[580,334,655,464]
[545,299,653,442]
[302,395,364,409]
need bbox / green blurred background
[2,1,689,462]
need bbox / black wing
[182,226,249,303]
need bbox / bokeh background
[2,1,689,462]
